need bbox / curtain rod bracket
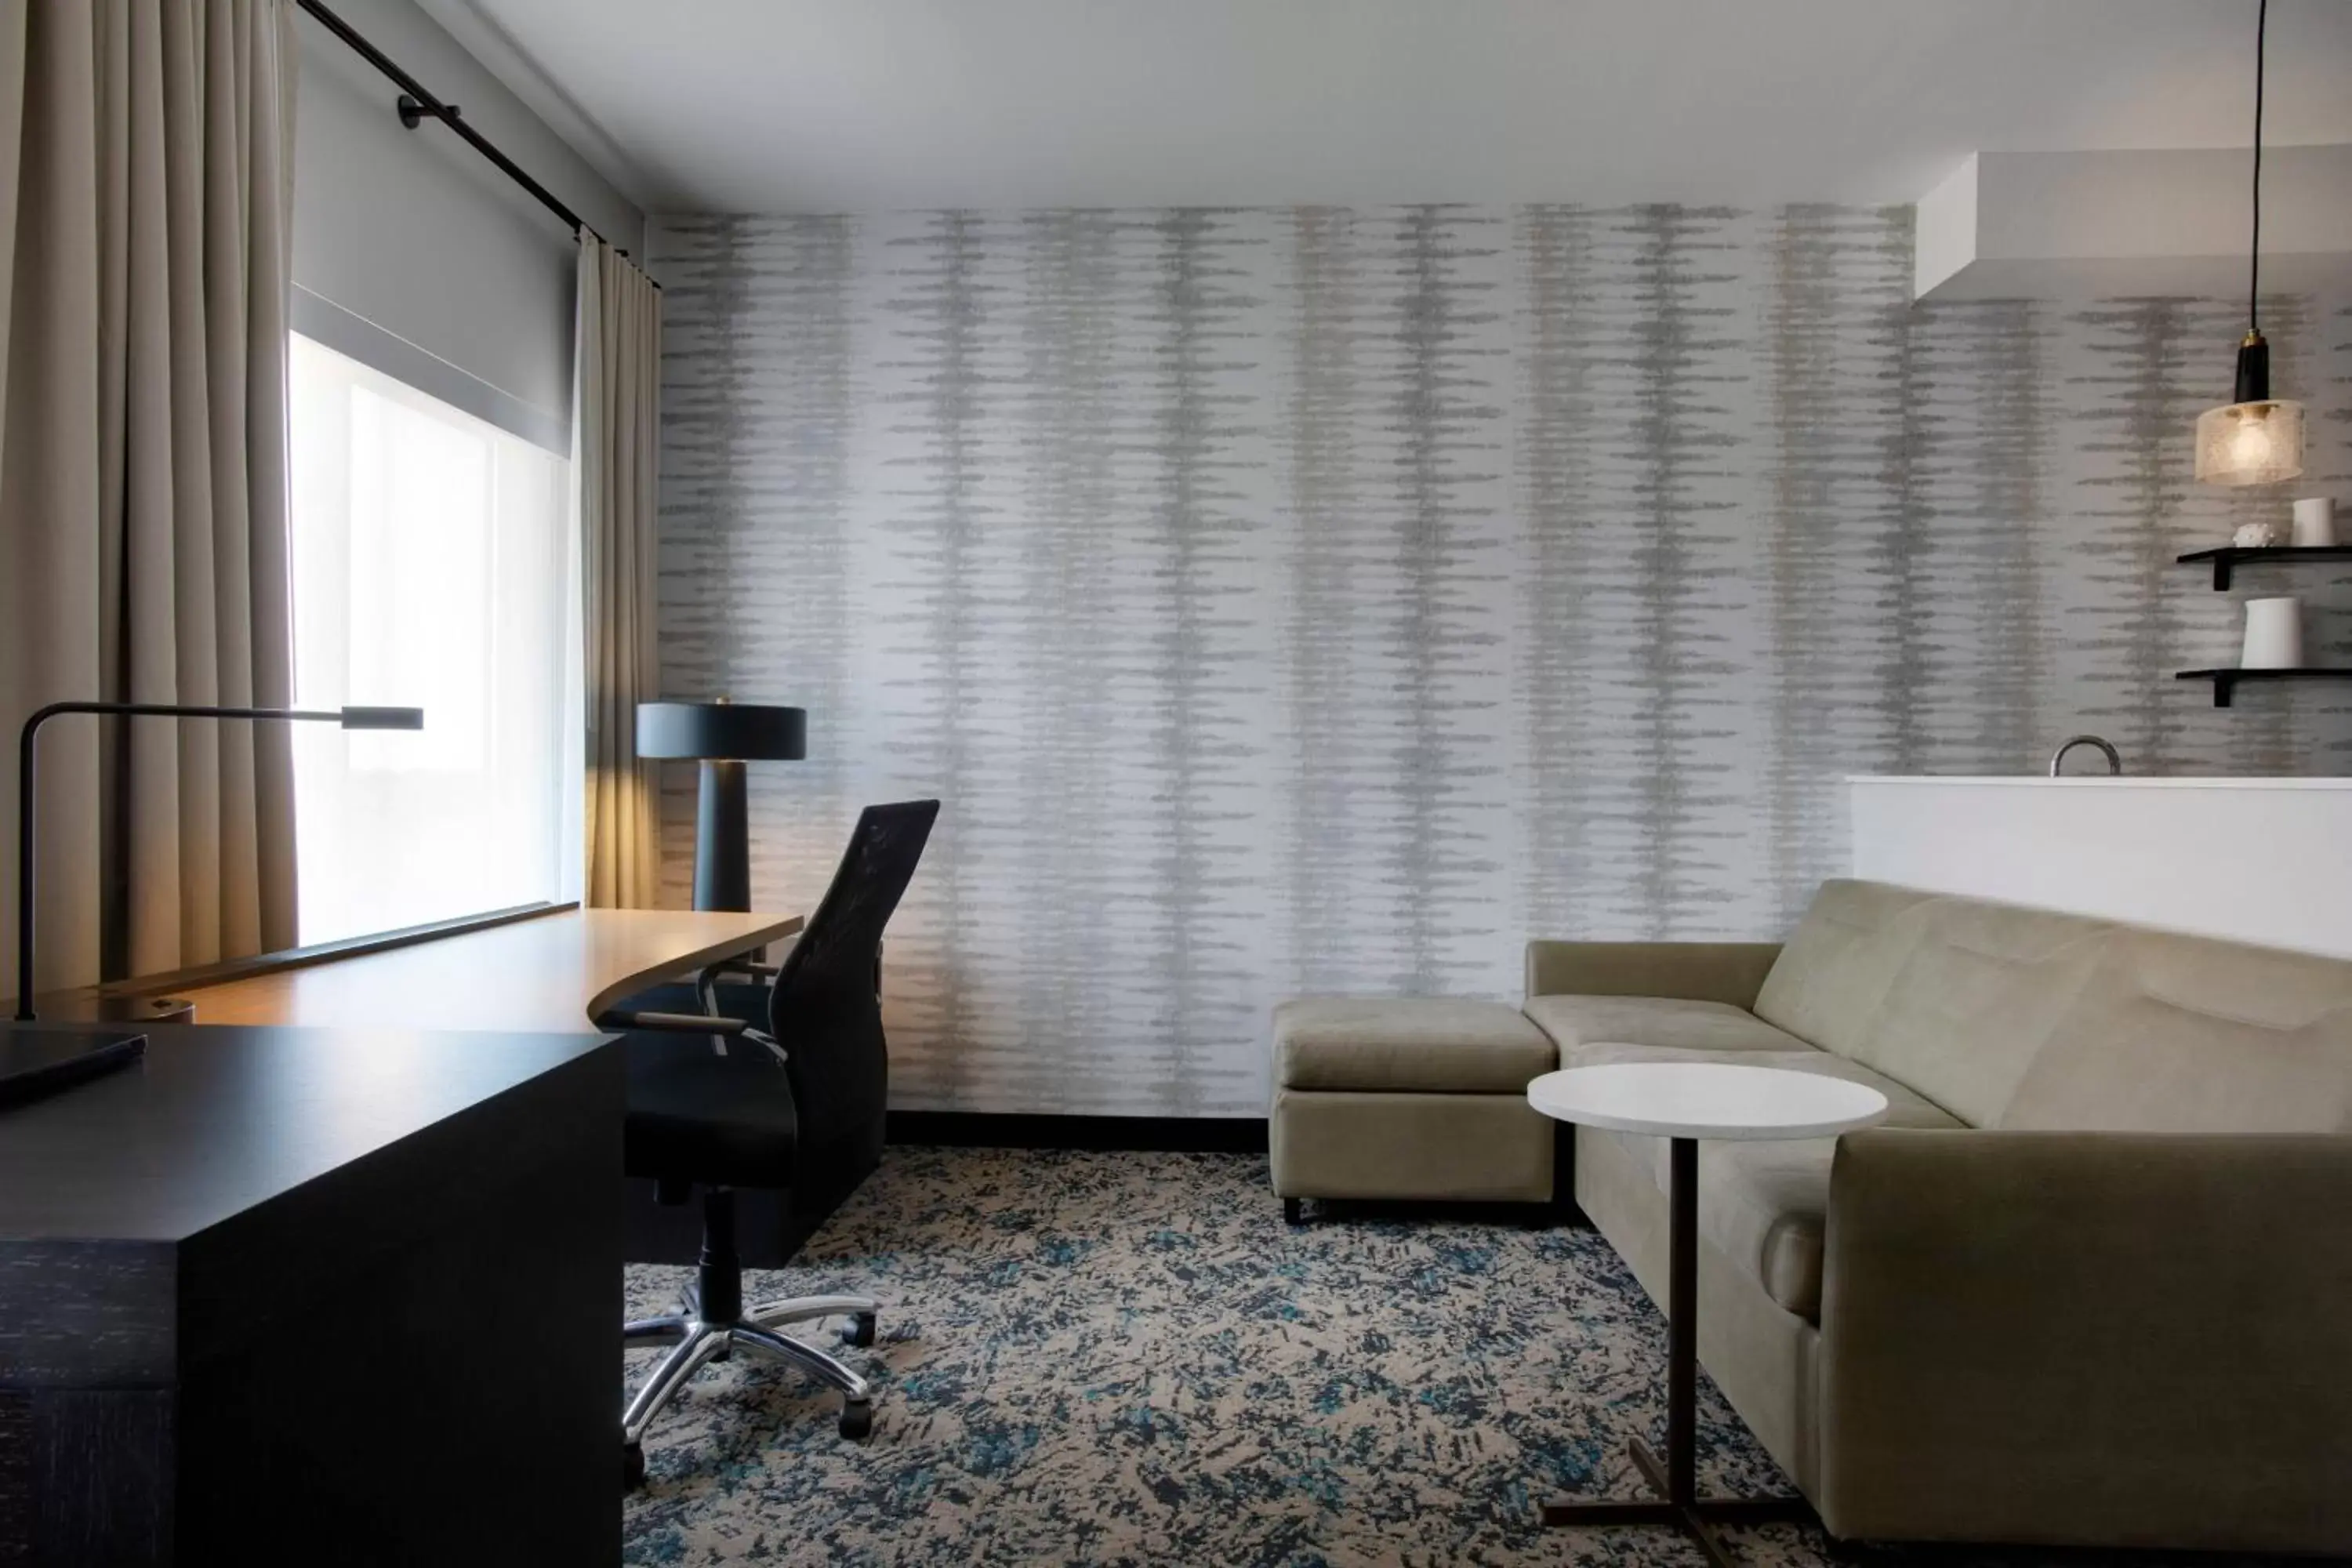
[395,93,459,131]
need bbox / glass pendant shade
[2194,397,2304,486]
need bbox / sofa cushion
[1752,880,2119,1127]
[1751,880,1936,1060]
[1523,995,1809,1058]
[1838,896,2113,1127]
[1577,1041,1962,1322]
[1272,999,1555,1094]
[1569,1042,1964,1134]
[1269,1089,1554,1202]
[1998,928,2352,1133]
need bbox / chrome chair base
[622,1290,880,1481]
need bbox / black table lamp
[636,700,805,912]
[5,701,423,1106]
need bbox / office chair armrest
[706,935,798,984]
[597,1008,789,1064]
[597,1009,752,1035]
[701,937,885,1000]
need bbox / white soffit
[445,0,2352,213]
[1915,145,2352,302]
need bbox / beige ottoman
[1268,998,1560,1221]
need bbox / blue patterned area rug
[623,1145,1844,1566]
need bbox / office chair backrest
[768,799,939,1214]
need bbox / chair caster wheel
[838,1399,873,1441]
[841,1312,877,1348]
[622,1441,646,1491]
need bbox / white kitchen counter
[1848,774,2352,959]
[1848,775,2352,790]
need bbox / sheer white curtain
[0,0,298,993]
[285,335,571,943]
[576,232,662,908]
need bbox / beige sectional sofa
[1533,879,2352,1555]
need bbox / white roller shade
[289,0,643,454]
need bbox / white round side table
[1526,1060,1890,1567]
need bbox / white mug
[2241,597,2303,670]
[2292,497,2336,548]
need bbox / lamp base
[89,993,192,1023]
[692,759,752,913]
[0,1025,147,1110]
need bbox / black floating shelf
[2175,668,2352,707]
[2176,544,2352,591]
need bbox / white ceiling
[429,0,2352,216]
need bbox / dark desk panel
[0,1024,622,1566]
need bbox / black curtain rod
[293,0,655,281]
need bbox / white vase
[2292,497,2337,548]
[2241,597,2303,670]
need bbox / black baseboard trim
[886,1111,1269,1154]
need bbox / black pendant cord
[2250,0,2265,334]
[2224,0,2275,408]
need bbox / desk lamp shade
[339,706,426,730]
[635,702,806,912]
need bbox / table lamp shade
[636,702,805,762]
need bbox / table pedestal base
[1544,1438,1816,1568]
[1537,1138,1817,1568]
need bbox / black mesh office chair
[601,800,938,1485]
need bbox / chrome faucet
[2049,735,2122,777]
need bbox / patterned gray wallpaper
[650,205,2352,1116]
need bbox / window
[287,334,576,945]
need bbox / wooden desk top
[169,908,801,1033]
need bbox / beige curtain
[0,0,299,998]
[577,231,662,908]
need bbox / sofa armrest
[1522,941,1781,1007]
[1817,1127,2352,1550]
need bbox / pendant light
[2194,0,2303,486]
